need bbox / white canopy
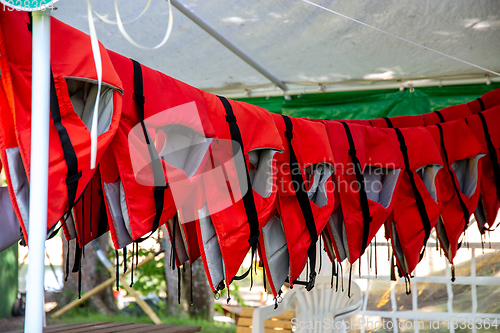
[54,0,500,97]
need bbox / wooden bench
[236,308,295,333]
[5,322,201,333]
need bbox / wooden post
[51,253,162,321]
[118,275,162,325]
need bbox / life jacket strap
[383,117,394,128]
[477,97,486,111]
[131,59,168,238]
[123,245,128,274]
[64,239,70,282]
[217,96,260,248]
[394,129,432,258]
[477,112,500,229]
[282,115,318,291]
[50,72,82,215]
[348,265,352,298]
[177,266,182,304]
[340,122,373,257]
[116,250,120,292]
[436,124,470,232]
[435,110,446,123]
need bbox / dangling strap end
[306,271,317,292]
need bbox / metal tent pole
[170,0,288,92]
[24,9,51,333]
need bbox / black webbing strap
[477,98,486,111]
[217,95,260,287]
[131,59,168,237]
[116,250,120,291]
[383,117,394,128]
[217,96,260,247]
[282,115,317,291]
[65,240,70,281]
[340,122,372,256]
[435,111,446,123]
[81,192,85,258]
[477,113,500,224]
[436,124,470,231]
[231,249,253,280]
[123,245,128,274]
[394,129,432,258]
[50,72,82,215]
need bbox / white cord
[87,0,102,170]
[93,0,152,25]
[114,0,173,50]
[300,0,500,77]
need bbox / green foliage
[109,236,166,296]
[0,244,18,318]
[129,247,166,295]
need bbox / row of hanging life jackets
[1,11,500,300]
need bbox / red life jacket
[59,169,110,287]
[427,120,484,270]
[259,115,335,297]
[422,104,472,126]
[69,170,108,248]
[195,94,283,294]
[370,115,425,128]
[385,127,443,280]
[0,11,123,243]
[101,51,216,250]
[165,183,205,268]
[465,107,500,232]
[343,119,373,126]
[322,121,404,268]
[467,88,500,114]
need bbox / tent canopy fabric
[53,0,500,98]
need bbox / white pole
[24,9,51,333]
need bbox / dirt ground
[0,316,24,332]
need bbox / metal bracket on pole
[170,0,288,92]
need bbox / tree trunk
[162,226,188,317]
[161,224,214,320]
[184,260,214,321]
[58,233,116,315]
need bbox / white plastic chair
[252,276,362,333]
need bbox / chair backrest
[252,276,363,333]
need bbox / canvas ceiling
[53,0,500,97]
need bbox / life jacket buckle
[154,183,169,191]
[66,170,83,185]
[132,92,145,105]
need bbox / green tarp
[0,244,18,318]
[238,83,500,119]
